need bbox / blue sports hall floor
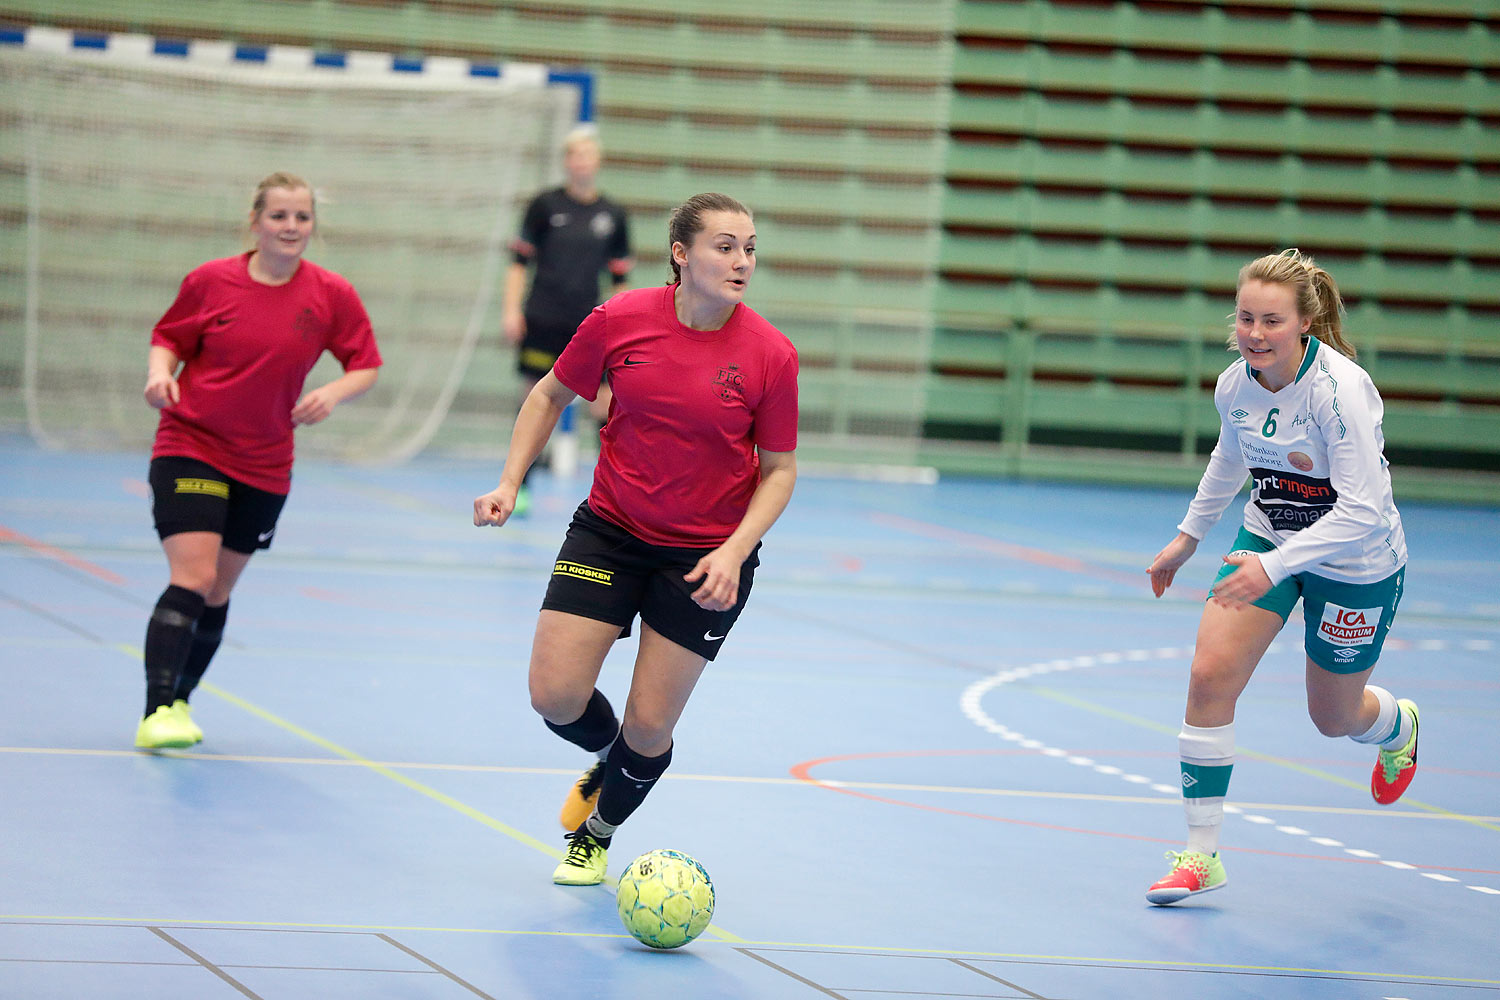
[2,433,1497,999]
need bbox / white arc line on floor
[960,645,1498,898]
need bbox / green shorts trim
[1211,528,1404,674]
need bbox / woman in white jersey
[1142,249,1417,905]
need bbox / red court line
[868,511,1210,599]
[0,524,127,585]
[790,750,1500,872]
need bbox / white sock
[1350,685,1400,745]
[1180,721,1235,856]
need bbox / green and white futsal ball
[616,849,715,949]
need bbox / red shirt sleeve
[754,350,799,452]
[552,303,607,401]
[150,270,211,359]
[325,278,382,371]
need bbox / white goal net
[0,29,581,462]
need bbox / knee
[620,712,672,757]
[204,580,235,606]
[529,677,588,725]
[1186,657,1237,707]
[1308,704,1358,738]
[170,572,216,597]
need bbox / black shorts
[149,456,288,554]
[542,502,760,661]
[517,314,581,379]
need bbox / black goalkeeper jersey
[510,187,632,330]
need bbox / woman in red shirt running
[474,192,799,886]
[136,172,382,750]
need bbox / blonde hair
[250,171,314,219]
[562,124,600,156]
[1235,248,1355,360]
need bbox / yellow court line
[199,682,563,861]
[0,915,1496,986]
[108,644,743,944]
[1030,686,1500,834]
[198,682,740,945]
[7,746,1496,824]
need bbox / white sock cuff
[1351,685,1398,744]
[1179,721,1235,765]
[1184,796,1225,827]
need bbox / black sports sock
[594,735,673,830]
[143,584,205,717]
[175,600,227,703]
[545,689,619,754]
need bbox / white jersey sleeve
[1178,380,1249,542]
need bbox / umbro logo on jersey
[1180,773,1198,788]
[1231,408,1250,420]
[622,355,649,366]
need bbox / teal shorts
[1212,528,1404,674]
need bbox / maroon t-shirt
[553,284,798,547]
[150,253,382,493]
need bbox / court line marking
[200,681,740,946]
[0,524,128,585]
[741,946,1500,990]
[149,926,261,998]
[1025,684,1500,832]
[790,754,1499,872]
[960,647,1500,898]
[198,681,562,854]
[8,498,1494,942]
[867,512,1209,597]
[378,934,499,1000]
[1,530,742,951]
[4,917,1497,987]
[11,745,1495,824]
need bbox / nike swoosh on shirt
[622,355,649,366]
[703,631,726,641]
[257,529,275,542]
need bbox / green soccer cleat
[1146,850,1227,906]
[1372,699,1419,805]
[134,704,199,750]
[172,699,204,745]
[559,761,605,831]
[552,829,608,886]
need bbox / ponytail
[1236,248,1355,360]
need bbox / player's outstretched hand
[144,372,179,409]
[684,547,742,611]
[1209,551,1272,609]
[1147,532,1199,598]
[473,486,517,527]
[291,385,339,426]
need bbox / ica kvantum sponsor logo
[1317,604,1382,647]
